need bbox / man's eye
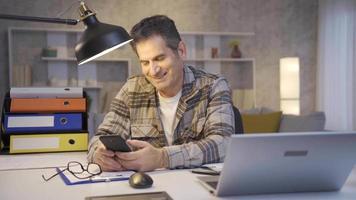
[141,61,149,66]
[157,56,165,61]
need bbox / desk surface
[1,152,356,200]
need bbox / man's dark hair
[130,15,181,53]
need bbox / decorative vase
[211,47,218,58]
[231,45,242,58]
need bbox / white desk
[1,152,356,200]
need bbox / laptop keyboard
[206,181,218,189]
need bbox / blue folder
[57,168,130,185]
[4,113,83,133]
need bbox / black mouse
[129,172,153,189]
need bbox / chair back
[233,106,244,134]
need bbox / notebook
[198,132,356,196]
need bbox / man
[88,15,234,172]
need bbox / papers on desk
[57,168,135,185]
[191,163,224,176]
[203,163,224,172]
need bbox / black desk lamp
[0,1,132,65]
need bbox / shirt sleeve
[87,84,131,162]
[163,77,235,168]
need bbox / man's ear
[177,41,187,59]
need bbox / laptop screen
[207,132,356,196]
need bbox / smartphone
[99,135,131,152]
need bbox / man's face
[136,35,185,97]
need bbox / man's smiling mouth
[152,72,168,81]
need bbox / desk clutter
[1,87,89,154]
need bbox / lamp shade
[75,14,132,65]
[0,2,132,66]
[280,57,300,115]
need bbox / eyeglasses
[42,161,102,181]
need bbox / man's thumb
[127,139,149,149]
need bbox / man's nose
[149,62,160,76]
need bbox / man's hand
[115,140,168,172]
[93,142,126,172]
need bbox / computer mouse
[129,172,153,189]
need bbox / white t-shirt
[158,90,182,145]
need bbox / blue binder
[4,113,83,133]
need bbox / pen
[91,177,113,182]
[90,174,129,182]
[90,177,129,182]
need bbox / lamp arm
[0,14,78,25]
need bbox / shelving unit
[181,31,256,109]
[8,27,131,113]
[8,27,256,112]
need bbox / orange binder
[10,98,86,113]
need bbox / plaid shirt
[88,66,234,168]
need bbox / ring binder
[4,113,83,133]
[1,87,89,154]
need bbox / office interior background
[0,0,355,131]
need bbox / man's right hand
[93,142,126,172]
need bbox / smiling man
[87,15,235,172]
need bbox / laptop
[198,132,356,196]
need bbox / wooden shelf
[41,57,130,62]
[9,27,82,33]
[9,27,256,37]
[181,31,255,36]
[184,58,255,62]
[83,86,102,90]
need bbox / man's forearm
[163,134,230,169]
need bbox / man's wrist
[88,140,100,163]
[160,148,169,168]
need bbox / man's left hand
[115,140,168,172]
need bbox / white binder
[10,87,83,98]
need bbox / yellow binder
[9,133,88,154]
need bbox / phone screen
[99,135,131,152]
